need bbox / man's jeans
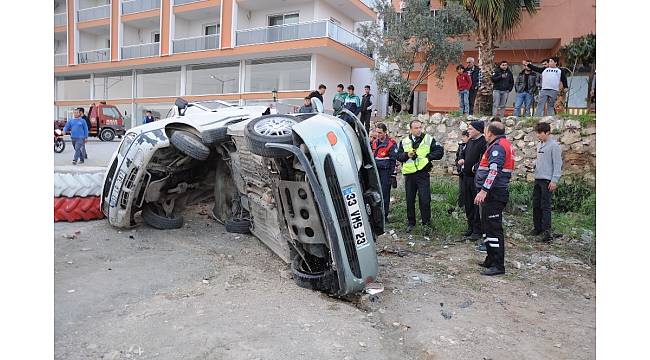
[71,137,85,162]
[492,90,509,116]
[535,89,559,116]
[514,92,533,117]
[458,90,469,114]
[468,88,477,115]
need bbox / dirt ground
[55,204,595,360]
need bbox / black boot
[406,225,414,233]
[481,266,505,276]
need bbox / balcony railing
[121,42,160,59]
[78,48,110,64]
[173,0,203,5]
[77,4,110,22]
[55,53,67,66]
[122,0,161,15]
[172,34,219,53]
[54,12,67,26]
[235,20,371,58]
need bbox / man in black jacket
[491,61,514,117]
[360,85,373,132]
[458,121,487,240]
[396,120,445,234]
[456,130,470,208]
[464,57,480,115]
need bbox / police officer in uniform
[474,121,514,276]
[371,123,398,222]
[396,120,444,234]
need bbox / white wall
[351,67,387,116]
[54,38,68,54]
[173,16,219,39]
[79,0,107,9]
[236,2,315,30]
[122,24,160,45]
[79,32,109,51]
[313,54,352,112]
[314,0,354,30]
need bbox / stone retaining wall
[379,114,596,184]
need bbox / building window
[135,102,174,127]
[56,76,91,100]
[187,62,239,95]
[152,32,160,43]
[136,67,181,98]
[94,71,133,100]
[204,24,219,36]
[268,13,299,26]
[244,56,310,92]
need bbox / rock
[584,293,591,299]
[202,279,209,284]
[104,351,121,360]
[359,341,367,348]
[431,113,444,124]
[584,126,596,135]
[554,343,562,348]
[436,124,447,133]
[62,233,76,239]
[505,127,513,135]
[440,309,453,320]
[527,291,538,298]
[560,131,582,145]
[570,142,584,152]
[67,289,75,293]
[565,119,581,129]
[459,122,468,130]
[505,118,515,127]
[444,140,459,152]
[514,155,524,162]
[541,116,555,123]
[512,261,522,269]
[459,300,473,309]
[512,130,525,140]
[511,233,525,241]
[418,113,430,122]
[515,140,526,148]
[279,269,293,280]
[392,322,401,327]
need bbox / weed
[560,112,596,126]
[448,110,462,117]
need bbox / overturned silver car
[101,98,384,295]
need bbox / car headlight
[118,132,137,157]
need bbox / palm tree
[443,0,537,115]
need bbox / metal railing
[77,4,110,22]
[54,12,67,26]
[78,48,110,64]
[122,0,161,15]
[173,0,203,5]
[55,53,67,66]
[121,42,160,59]
[235,20,371,58]
[172,34,219,53]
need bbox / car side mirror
[175,97,188,116]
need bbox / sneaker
[475,243,487,253]
[463,229,473,237]
[481,266,505,276]
[72,160,77,165]
[79,160,84,164]
[406,225,414,233]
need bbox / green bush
[507,180,534,211]
[552,178,593,213]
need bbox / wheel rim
[102,130,113,141]
[253,117,296,137]
[54,140,64,152]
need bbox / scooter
[54,129,65,153]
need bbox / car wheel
[224,218,251,234]
[141,202,184,229]
[54,138,65,153]
[290,256,338,293]
[170,131,210,161]
[100,128,116,142]
[245,114,301,158]
[201,127,229,145]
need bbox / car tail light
[327,131,337,146]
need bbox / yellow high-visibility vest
[401,134,432,175]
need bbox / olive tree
[359,0,475,113]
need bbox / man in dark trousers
[396,120,444,234]
[474,121,514,276]
[455,130,470,208]
[459,121,487,241]
[360,85,373,132]
[371,123,398,222]
[532,122,563,242]
[464,57,480,115]
[491,61,514,117]
[78,107,90,160]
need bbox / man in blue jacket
[63,108,89,165]
[371,123,398,222]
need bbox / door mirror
[175,97,189,116]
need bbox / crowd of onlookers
[455,56,572,117]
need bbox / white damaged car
[101,98,384,295]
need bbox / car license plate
[109,170,126,207]
[342,187,367,248]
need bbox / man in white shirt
[524,57,568,116]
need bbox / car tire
[290,256,338,293]
[100,128,116,142]
[170,131,210,161]
[201,127,229,145]
[224,218,251,234]
[245,114,301,158]
[141,202,184,229]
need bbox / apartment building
[54,0,377,127]
[412,0,596,114]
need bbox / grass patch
[559,112,596,126]
[448,110,462,117]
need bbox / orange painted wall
[517,0,595,45]
[221,0,233,49]
[67,0,74,65]
[161,0,170,55]
[111,1,119,61]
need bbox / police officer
[371,123,398,222]
[396,120,444,234]
[474,121,514,276]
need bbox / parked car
[55,102,126,141]
[101,98,383,295]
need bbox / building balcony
[122,0,160,15]
[55,12,67,27]
[77,4,110,22]
[55,53,67,66]
[235,20,371,58]
[78,48,110,64]
[121,42,160,59]
[173,0,203,5]
[172,34,219,53]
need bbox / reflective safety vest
[400,134,432,175]
[478,136,515,172]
